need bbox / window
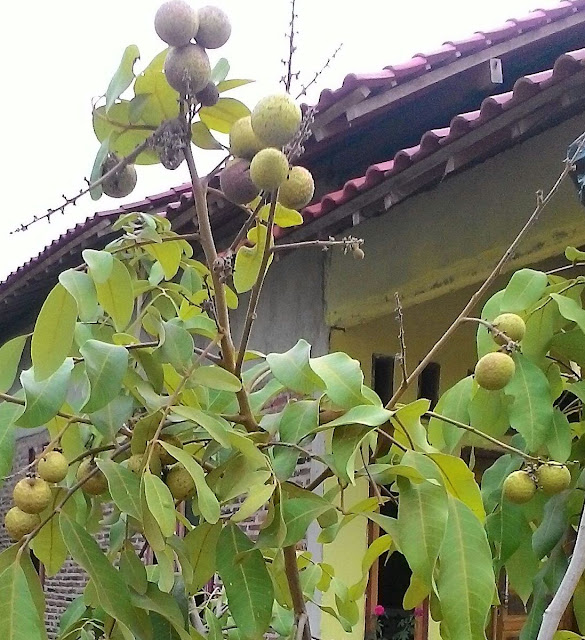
[418,362,441,408]
[372,354,395,405]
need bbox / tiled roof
[312,0,585,114]
[292,48,585,230]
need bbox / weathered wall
[326,114,585,328]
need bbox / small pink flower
[414,606,424,618]
[373,605,385,616]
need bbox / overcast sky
[0,0,546,279]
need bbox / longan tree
[1,3,585,640]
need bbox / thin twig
[395,293,408,385]
[386,144,585,410]
[0,392,93,425]
[295,43,343,100]
[375,428,408,453]
[361,449,383,505]
[282,0,299,94]
[272,237,363,253]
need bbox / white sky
[0,0,547,279]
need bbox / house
[2,2,585,639]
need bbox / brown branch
[394,293,408,385]
[306,467,332,492]
[228,198,265,255]
[284,545,312,640]
[386,146,583,410]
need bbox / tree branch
[0,392,93,425]
[284,545,312,640]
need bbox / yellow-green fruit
[249,148,289,192]
[4,507,40,541]
[77,460,109,496]
[38,451,68,483]
[278,166,315,210]
[101,157,137,199]
[164,43,211,95]
[503,470,536,504]
[229,117,265,160]
[165,465,195,501]
[251,94,302,147]
[492,313,526,345]
[154,0,199,47]
[474,352,515,391]
[536,464,571,495]
[155,435,183,466]
[127,454,162,476]
[196,5,231,49]
[13,477,52,514]
[220,159,260,205]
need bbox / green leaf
[0,335,27,394]
[477,290,504,358]
[90,394,134,440]
[391,399,433,452]
[131,581,191,639]
[427,376,473,452]
[273,400,319,481]
[217,523,274,639]
[31,283,77,381]
[0,403,20,488]
[552,293,585,333]
[258,203,303,228]
[266,340,325,395]
[428,453,486,522]
[233,224,273,293]
[468,387,509,441]
[232,483,275,523]
[324,404,392,429]
[397,452,448,599]
[532,492,569,559]
[217,78,254,93]
[501,269,548,313]
[80,340,129,413]
[485,500,531,565]
[211,58,229,83]
[145,241,183,280]
[191,365,242,392]
[281,495,331,547]
[159,442,220,523]
[505,536,540,604]
[331,425,372,485]
[89,135,111,200]
[171,406,231,448]
[82,249,113,283]
[184,521,222,594]
[97,459,142,521]
[134,50,180,126]
[144,472,176,537]
[160,321,194,373]
[310,352,367,409]
[505,353,554,451]
[191,121,223,150]
[120,544,148,595]
[59,270,98,322]
[31,489,70,577]
[548,408,572,463]
[60,513,145,638]
[16,359,74,428]
[200,98,250,134]
[94,257,134,332]
[105,45,140,113]
[437,497,495,640]
[0,562,44,640]
[481,453,522,514]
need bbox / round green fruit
[127,454,162,476]
[278,166,315,210]
[77,460,109,496]
[249,148,289,192]
[101,157,137,199]
[165,465,195,501]
[38,451,68,484]
[536,464,571,495]
[229,117,264,160]
[251,94,302,147]
[503,470,536,504]
[5,507,40,541]
[474,352,515,391]
[155,435,183,466]
[13,477,52,514]
[164,43,211,95]
[154,0,199,47]
[220,159,260,205]
[196,82,219,107]
[195,6,231,49]
[492,313,526,345]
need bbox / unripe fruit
[165,465,195,501]
[195,6,231,49]
[474,352,515,391]
[13,477,52,514]
[278,166,315,210]
[536,464,571,495]
[492,313,526,345]
[38,451,68,484]
[503,470,536,504]
[251,94,302,148]
[164,43,211,95]
[101,157,137,199]
[249,148,289,192]
[77,460,108,496]
[154,0,199,47]
[220,159,260,205]
[196,82,220,107]
[229,117,264,160]
[5,507,40,541]
[155,435,184,466]
[127,454,162,476]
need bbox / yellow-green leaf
[0,335,27,393]
[105,45,140,113]
[94,257,134,332]
[97,459,142,521]
[191,121,223,150]
[0,562,44,640]
[200,98,250,134]
[145,241,183,280]
[233,224,273,294]
[191,365,242,392]
[217,79,254,93]
[184,521,222,594]
[143,471,176,537]
[31,283,77,381]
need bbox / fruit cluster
[503,463,572,504]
